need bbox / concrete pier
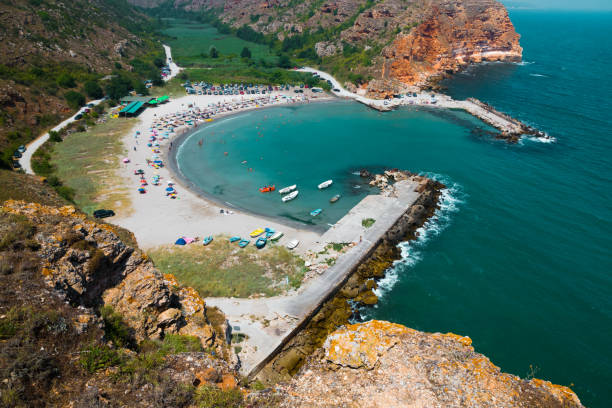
[206,180,421,376]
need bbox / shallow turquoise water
[176,10,612,406]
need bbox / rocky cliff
[268,320,584,408]
[1,200,222,347]
[382,0,522,87]
[133,0,521,93]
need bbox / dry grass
[148,238,307,298]
[50,117,136,216]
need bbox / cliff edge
[270,320,583,408]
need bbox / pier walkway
[206,180,421,376]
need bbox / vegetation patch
[40,112,135,216]
[362,218,376,228]
[148,239,307,298]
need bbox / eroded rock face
[2,200,219,345]
[275,320,584,408]
[383,0,522,86]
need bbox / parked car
[93,209,116,219]
[17,145,26,153]
[75,113,83,120]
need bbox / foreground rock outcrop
[272,320,584,408]
[2,200,221,348]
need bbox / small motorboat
[286,239,300,250]
[138,188,146,194]
[282,190,299,202]
[229,236,241,243]
[238,239,250,248]
[318,180,333,189]
[255,237,267,249]
[278,184,297,194]
[330,194,341,203]
[270,231,283,241]
[264,227,275,238]
[310,208,322,217]
[250,228,265,237]
[202,236,213,246]
[259,185,276,193]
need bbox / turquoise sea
[176,11,611,406]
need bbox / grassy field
[148,239,307,298]
[49,116,135,216]
[163,18,276,67]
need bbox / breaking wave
[370,174,465,302]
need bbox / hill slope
[0,0,163,168]
[133,0,520,95]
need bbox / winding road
[19,45,180,175]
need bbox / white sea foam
[529,73,547,78]
[519,132,557,145]
[364,175,465,308]
[516,61,534,66]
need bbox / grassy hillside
[0,0,166,169]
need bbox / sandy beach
[113,90,332,253]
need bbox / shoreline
[112,91,333,253]
[165,98,340,234]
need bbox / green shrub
[79,344,122,373]
[57,73,76,88]
[83,80,104,99]
[100,306,135,349]
[160,334,202,354]
[194,385,243,408]
[64,91,85,110]
[362,218,376,228]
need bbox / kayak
[286,239,299,250]
[282,190,299,202]
[264,227,275,238]
[250,228,265,237]
[318,180,333,189]
[202,236,213,246]
[310,208,322,217]
[259,185,276,193]
[255,237,267,249]
[279,184,297,194]
[238,239,250,248]
[330,194,341,203]
[229,236,241,243]
[270,231,283,241]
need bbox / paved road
[162,44,181,82]
[19,98,104,175]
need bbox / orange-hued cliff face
[383,0,522,86]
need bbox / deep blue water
[175,11,612,407]
[370,11,612,407]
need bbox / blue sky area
[502,0,612,10]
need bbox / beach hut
[175,237,186,245]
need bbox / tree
[57,73,76,88]
[153,57,165,68]
[104,75,132,100]
[64,91,85,110]
[240,47,252,59]
[209,46,219,58]
[277,54,292,69]
[83,81,104,99]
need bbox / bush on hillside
[64,91,85,109]
[83,81,104,99]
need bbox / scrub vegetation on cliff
[0,0,166,169]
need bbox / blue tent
[175,237,186,245]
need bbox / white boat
[318,179,333,189]
[282,190,299,202]
[278,184,297,194]
[286,239,299,250]
[270,231,284,241]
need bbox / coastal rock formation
[1,200,220,346]
[382,0,522,87]
[132,0,521,92]
[273,320,584,408]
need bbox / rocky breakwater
[1,200,225,350]
[380,0,522,92]
[269,320,584,407]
